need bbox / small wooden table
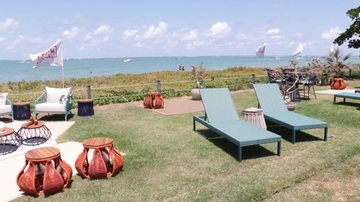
[0,127,21,155]
[17,121,52,146]
[75,137,124,179]
[78,99,94,116]
[241,108,267,129]
[13,102,31,120]
[143,92,164,109]
[16,147,72,196]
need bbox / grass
[14,80,360,201]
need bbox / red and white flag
[30,40,63,68]
[256,43,266,57]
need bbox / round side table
[17,121,52,146]
[16,147,72,196]
[0,127,21,155]
[78,99,94,116]
[75,137,124,179]
[241,108,267,129]
[13,102,31,120]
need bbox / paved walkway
[316,89,357,95]
[152,96,204,115]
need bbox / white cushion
[46,87,71,104]
[0,93,8,106]
[0,104,11,114]
[35,103,65,113]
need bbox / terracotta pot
[191,88,201,100]
[330,78,347,90]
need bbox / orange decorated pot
[330,78,346,90]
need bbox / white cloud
[208,21,232,38]
[0,18,19,32]
[62,26,80,39]
[266,28,280,35]
[83,24,113,46]
[265,28,281,40]
[321,26,342,40]
[143,21,169,39]
[94,25,113,35]
[182,30,199,41]
[7,35,42,50]
[0,36,5,42]
[122,28,138,39]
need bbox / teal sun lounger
[192,88,281,161]
[334,92,360,104]
[253,84,328,144]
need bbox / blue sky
[0,0,359,59]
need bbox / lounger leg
[193,118,196,131]
[292,130,296,144]
[277,141,281,156]
[238,147,242,162]
[333,96,336,103]
[324,127,328,141]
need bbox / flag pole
[62,66,64,88]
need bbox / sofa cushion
[0,104,11,114]
[0,93,8,106]
[35,103,66,113]
[46,87,71,104]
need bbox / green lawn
[15,81,360,201]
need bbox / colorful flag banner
[256,43,267,57]
[30,40,63,68]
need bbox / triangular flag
[30,40,63,68]
[256,43,266,57]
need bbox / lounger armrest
[35,92,46,105]
[5,98,12,106]
[64,91,73,110]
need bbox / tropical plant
[191,62,206,88]
[325,47,351,78]
[307,47,351,85]
[334,6,360,49]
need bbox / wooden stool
[78,99,94,116]
[0,127,21,155]
[241,108,267,129]
[75,137,124,179]
[16,147,72,196]
[13,102,31,120]
[17,120,52,146]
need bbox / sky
[0,0,359,59]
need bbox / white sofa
[35,87,73,121]
[0,93,13,121]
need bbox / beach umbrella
[30,40,64,87]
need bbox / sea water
[0,56,359,83]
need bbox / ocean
[0,56,359,83]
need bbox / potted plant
[325,47,351,90]
[190,63,206,100]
